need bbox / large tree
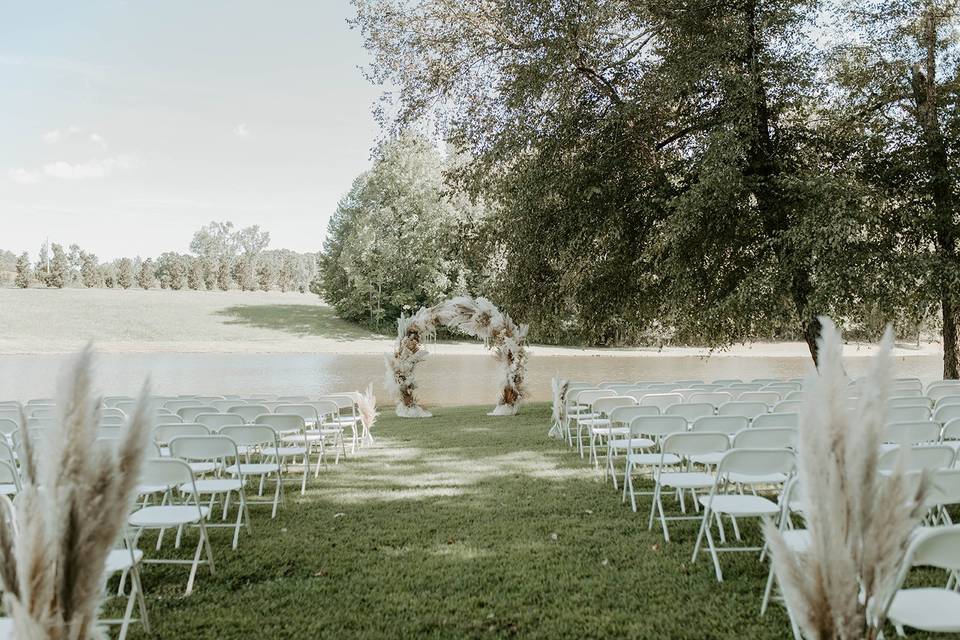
[834,0,960,376]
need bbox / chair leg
[185,535,205,596]
[131,565,150,633]
[118,578,136,640]
[705,523,723,582]
[761,563,776,615]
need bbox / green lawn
[110,404,934,639]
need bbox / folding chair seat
[169,436,250,550]
[622,416,687,512]
[128,459,216,595]
[884,525,960,635]
[692,448,796,582]
[650,432,729,542]
[688,416,749,465]
[221,425,284,518]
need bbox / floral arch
[384,296,529,417]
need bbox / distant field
[0,287,382,354]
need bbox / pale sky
[0,0,381,260]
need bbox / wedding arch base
[384,296,529,418]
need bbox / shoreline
[0,338,943,359]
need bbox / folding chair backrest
[905,525,960,572]
[609,405,660,425]
[733,427,796,449]
[140,457,196,488]
[229,405,271,423]
[274,404,320,423]
[604,384,636,394]
[97,426,124,440]
[889,387,922,398]
[317,395,355,411]
[712,378,743,386]
[661,431,730,457]
[307,401,340,420]
[640,393,683,412]
[178,406,219,422]
[0,408,21,424]
[598,381,630,390]
[717,448,796,477]
[717,401,768,420]
[926,469,960,509]
[153,423,210,444]
[194,396,225,404]
[102,396,133,408]
[878,445,955,473]
[688,392,733,407]
[928,384,960,402]
[576,390,616,406]
[665,402,715,422]
[763,383,801,394]
[882,421,941,445]
[564,386,597,408]
[783,391,805,402]
[26,399,54,406]
[276,395,309,403]
[887,405,931,423]
[30,407,54,419]
[887,396,931,409]
[195,413,245,431]
[737,391,781,406]
[98,415,125,427]
[751,378,781,385]
[100,407,126,419]
[933,404,960,425]
[692,415,749,436]
[219,425,278,448]
[645,383,680,392]
[591,396,635,416]
[0,461,19,489]
[942,418,960,442]
[893,377,922,390]
[0,418,21,436]
[628,415,687,439]
[27,417,54,428]
[773,400,802,414]
[255,413,305,433]
[727,383,763,391]
[752,413,799,429]
[935,395,960,409]
[690,384,723,391]
[674,379,704,387]
[169,435,238,461]
[164,399,203,413]
[211,399,242,412]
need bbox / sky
[0,0,382,260]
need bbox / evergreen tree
[14,252,31,288]
[116,258,134,289]
[47,244,69,289]
[256,258,273,291]
[136,258,155,289]
[216,257,232,291]
[80,251,100,287]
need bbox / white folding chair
[882,421,942,449]
[665,403,715,423]
[169,436,250,550]
[195,413,245,432]
[256,414,310,493]
[752,413,799,429]
[882,525,960,635]
[650,432,729,542]
[688,392,733,407]
[604,405,661,487]
[878,445,955,473]
[925,469,960,525]
[221,425,284,518]
[717,401,768,421]
[888,396,932,409]
[737,391,781,407]
[178,406,220,422]
[622,416,687,512]
[934,404,960,425]
[227,404,271,423]
[692,448,796,581]
[887,405,932,424]
[583,396,636,468]
[128,458,216,595]
[163,399,204,414]
[773,400,802,414]
[640,393,683,413]
[570,390,615,456]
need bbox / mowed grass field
[100,403,937,640]
[0,288,379,353]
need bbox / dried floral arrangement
[548,376,569,439]
[357,383,378,445]
[384,296,529,417]
[764,318,927,639]
[0,347,150,639]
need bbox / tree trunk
[912,7,959,379]
[790,268,821,365]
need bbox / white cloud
[41,129,62,144]
[89,132,108,149]
[233,123,250,138]
[41,155,137,181]
[8,168,42,184]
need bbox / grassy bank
[109,403,815,639]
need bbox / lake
[0,351,944,407]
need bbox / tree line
[3,221,316,293]
[334,0,960,376]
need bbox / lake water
[0,351,945,406]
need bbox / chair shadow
[215,304,379,340]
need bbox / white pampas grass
[357,383,378,446]
[0,346,151,639]
[384,297,529,417]
[764,318,927,639]
[548,376,569,439]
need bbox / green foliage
[316,133,493,328]
[80,250,100,288]
[136,258,155,290]
[45,244,69,289]
[116,258,134,289]
[14,252,31,288]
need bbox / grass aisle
[121,403,799,638]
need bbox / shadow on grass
[215,304,381,340]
